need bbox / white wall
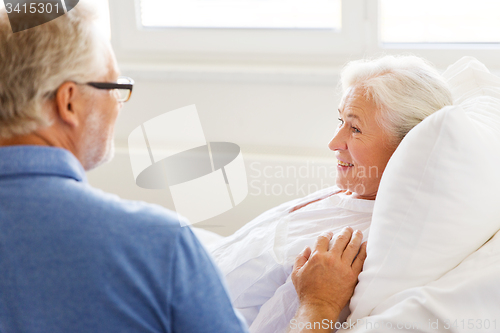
[87,67,343,236]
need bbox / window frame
[108,0,367,64]
[109,0,500,70]
[364,0,500,70]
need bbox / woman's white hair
[0,3,109,138]
[340,55,453,144]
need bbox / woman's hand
[289,227,367,332]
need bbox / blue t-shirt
[0,146,248,333]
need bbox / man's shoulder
[40,177,189,238]
[51,180,202,258]
[84,184,189,229]
[2,165,194,249]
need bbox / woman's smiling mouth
[337,159,354,167]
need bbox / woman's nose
[328,127,347,151]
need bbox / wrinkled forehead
[339,86,371,112]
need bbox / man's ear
[55,81,82,128]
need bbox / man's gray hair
[340,55,453,144]
[0,3,109,138]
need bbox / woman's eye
[338,117,360,133]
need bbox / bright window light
[139,0,342,30]
[381,0,500,43]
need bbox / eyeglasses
[85,76,134,102]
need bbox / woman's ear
[55,82,81,128]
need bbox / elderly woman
[209,55,453,333]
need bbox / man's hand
[289,227,367,332]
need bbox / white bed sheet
[209,186,373,331]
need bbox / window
[139,0,341,30]
[107,0,500,70]
[381,0,500,44]
[109,0,364,63]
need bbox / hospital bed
[193,57,500,333]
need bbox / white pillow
[349,57,500,321]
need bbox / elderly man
[0,4,250,333]
[0,3,365,333]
